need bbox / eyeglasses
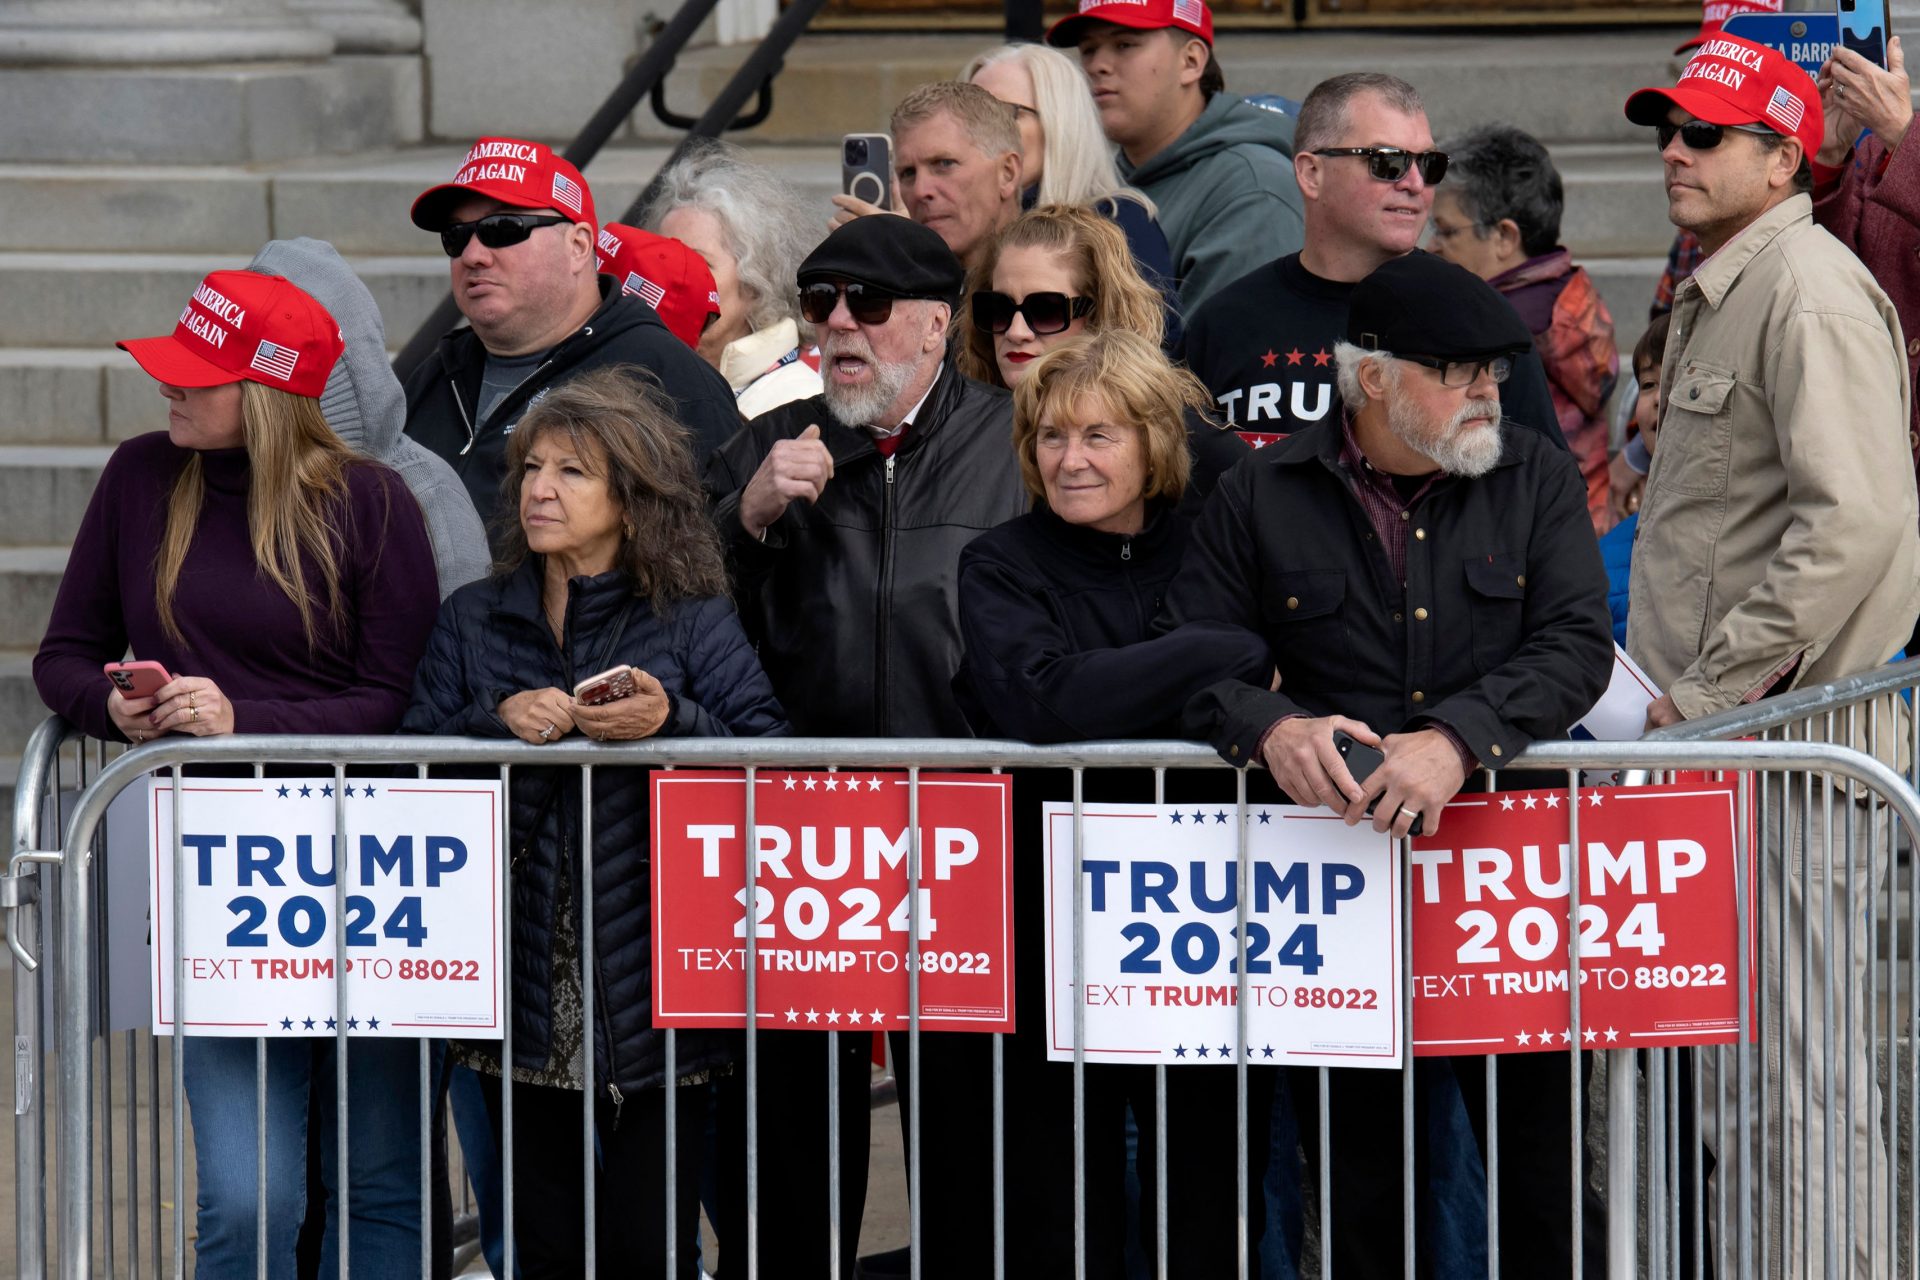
[1654,119,1778,152]
[439,213,573,258]
[798,281,915,325]
[971,290,1095,336]
[1312,147,1449,184]
[1397,353,1513,387]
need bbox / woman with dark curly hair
[402,365,785,1278]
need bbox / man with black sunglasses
[1180,73,1567,459]
[702,214,1028,1278]
[402,135,740,534]
[1624,37,1917,1276]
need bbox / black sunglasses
[970,290,1095,336]
[1312,146,1449,185]
[1654,119,1776,152]
[439,213,572,258]
[798,281,915,326]
[1397,353,1514,388]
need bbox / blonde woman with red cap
[33,269,441,1278]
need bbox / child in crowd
[1601,312,1668,643]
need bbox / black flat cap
[1347,252,1533,361]
[797,214,963,303]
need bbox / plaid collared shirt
[1337,413,1437,589]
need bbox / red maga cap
[117,270,343,399]
[595,223,721,350]
[1625,33,1822,160]
[411,136,596,232]
[1047,0,1213,48]
[1675,0,1782,55]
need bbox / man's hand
[500,688,576,745]
[828,194,905,231]
[1608,450,1646,521]
[739,424,835,538]
[1360,729,1470,839]
[572,670,670,742]
[1258,715,1380,821]
[1643,692,1683,732]
[1819,39,1912,162]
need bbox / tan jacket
[1628,195,1920,721]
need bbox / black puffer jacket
[402,558,787,1095]
[403,278,742,532]
[704,363,1029,736]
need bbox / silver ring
[538,723,554,741]
[1397,806,1419,821]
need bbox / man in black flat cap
[1165,252,1613,1278]
[704,214,1027,1277]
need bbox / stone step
[0,547,68,651]
[0,652,49,763]
[0,446,113,547]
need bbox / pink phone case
[104,660,172,700]
[573,666,637,706]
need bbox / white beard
[1388,394,1505,478]
[820,333,919,428]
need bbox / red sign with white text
[1409,782,1753,1056]
[650,770,1014,1033]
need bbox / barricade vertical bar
[827,1027,841,1279]
[665,1026,678,1278]
[579,764,596,1276]
[1401,821,1414,1280]
[1234,768,1250,1280]
[1866,703,1883,1273]
[1606,1044,1633,1280]
[1485,765,1498,1280]
[100,906,115,1278]
[1757,749,1772,1280]
[1734,767,1752,1280]
[171,763,186,1280]
[1070,767,1086,1280]
[334,762,350,1278]
[908,765,924,1280]
[417,760,432,1280]
[1318,1067,1332,1280]
[993,761,1008,1280]
[1645,1048,1665,1280]
[1822,744,1839,1280]
[743,763,759,1280]
[1152,766,1169,1280]
[501,763,516,1280]
[1844,709,1860,1266]
[1666,1048,1681,1280]
[1690,1047,1703,1280]
[1799,757,1812,1280]
[149,1033,161,1280]
[1565,769,1582,1280]
[1910,702,1919,1277]
[126,1031,139,1280]
[256,1036,267,1280]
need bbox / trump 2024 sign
[650,770,1014,1033]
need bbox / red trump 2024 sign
[650,770,1014,1033]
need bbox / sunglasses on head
[970,290,1095,336]
[798,281,919,326]
[1312,146,1449,185]
[1654,118,1778,152]
[439,213,573,258]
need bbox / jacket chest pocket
[1464,554,1527,674]
[1263,570,1348,673]
[1650,366,1736,499]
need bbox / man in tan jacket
[1624,36,1919,1276]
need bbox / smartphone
[573,665,636,706]
[842,133,893,210]
[1331,729,1424,835]
[103,659,171,700]
[1839,0,1890,68]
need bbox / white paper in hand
[1572,644,1663,742]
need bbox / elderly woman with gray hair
[641,140,824,417]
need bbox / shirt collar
[1686,193,1811,309]
[868,370,939,441]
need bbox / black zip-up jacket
[1164,416,1611,768]
[403,278,742,532]
[401,558,787,1097]
[704,363,1028,737]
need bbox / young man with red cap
[594,222,722,351]
[403,137,739,534]
[1049,0,1301,309]
[1624,36,1918,1275]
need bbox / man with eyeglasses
[702,213,1028,1278]
[1180,73,1565,457]
[1623,37,1917,1276]
[1166,252,1613,1277]
[402,136,740,532]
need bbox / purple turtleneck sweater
[34,432,441,743]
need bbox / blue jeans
[182,1036,424,1280]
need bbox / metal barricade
[10,721,1920,1279]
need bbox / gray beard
[1387,394,1505,478]
[821,356,918,429]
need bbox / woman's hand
[1819,39,1912,162]
[571,670,670,742]
[148,676,236,737]
[107,689,159,744]
[500,688,577,745]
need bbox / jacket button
[1230,744,1240,758]
[1393,611,1404,623]
[1490,744,1503,758]
[1516,574,1526,587]
[1399,510,1410,521]
[1286,596,1300,610]
[1414,607,1429,620]
[1414,528,1426,540]
[1688,386,1700,400]
[1411,691,1425,703]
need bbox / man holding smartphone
[1165,253,1613,1276]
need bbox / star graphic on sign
[1191,809,1206,824]
[1285,348,1305,366]
[1559,1029,1572,1044]
[1499,796,1515,810]
[848,1010,864,1024]
[1516,1029,1533,1046]
[302,1017,316,1031]
[346,1017,359,1030]
[825,776,840,792]
[1170,810,1184,824]
[1195,1044,1210,1058]
[1545,794,1561,809]
[1521,796,1538,810]
[1260,349,1278,368]
[805,1008,819,1023]
[1213,811,1229,825]
[870,1009,883,1024]
[867,777,883,792]
[321,784,334,798]
[1588,793,1604,807]
[803,776,818,791]
[1262,1044,1275,1058]
[783,776,797,791]
[1257,811,1271,825]
[367,1017,380,1030]
[1583,1028,1598,1043]
[1173,1044,1188,1058]
[1312,349,1333,367]
[826,1009,841,1024]
[1218,1044,1231,1059]
[785,1008,799,1023]
[1250,436,1269,449]
[277,785,290,798]
[325,1017,337,1030]
[281,1017,294,1030]
[1604,1027,1619,1042]
[362,786,377,799]
[299,785,313,798]
[1538,1027,1554,1043]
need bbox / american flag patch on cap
[625,272,667,309]
[551,171,584,217]
[1764,84,1805,134]
[1172,0,1204,24]
[249,339,299,382]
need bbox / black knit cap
[1346,252,1534,361]
[796,214,964,303]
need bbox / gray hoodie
[249,238,491,600]
[1118,93,1304,311]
